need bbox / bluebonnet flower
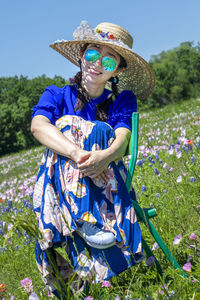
[0,229,3,235]
[149,164,152,167]
[190,177,196,182]
[182,144,192,152]
[141,185,147,191]
[191,156,195,163]
[16,230,21,238]
[137,159,144,166]
[197,142,200,150]
[159,160,163,164]
[5,207,10,213]
[23,199,29,206]
[148,156,153,162]
[155,151,159,161]
[8,200,12,208]
[151,160,156,164]
[153,168,160,175]
[156,194,160,198]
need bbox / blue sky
[1,0,200,80]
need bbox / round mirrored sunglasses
[84,49,117,72]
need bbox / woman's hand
[73,149,91,164]
[77,150,110,178]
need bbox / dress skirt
[33,115,143,292]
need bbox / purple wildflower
[189,233,198,241]
[152,242,159,250]
[101,280,111,288]
[146,256,156,267]
[29,292,39,300]
[182,262,191,272]
[190,177,196,182]
[173,234,182,245]
[20,278,33,294]
[141,185,147,191]
[153,168,159,175]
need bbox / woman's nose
[94,57,102,68]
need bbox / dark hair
[72,44,127,121]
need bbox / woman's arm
[77,127,131,178]
[31,115,90,163]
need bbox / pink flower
[101,280,111,288]
[189,233,198,241]
[158,284,168,295]
[20,278,33,294]
[163,163,167,169]
[7,223,13,231]
[84,297,93,300]
[182,262,191,272]
[173,234,182,245]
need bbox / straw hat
[50,21,155,99]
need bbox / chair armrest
[125,112,139,192]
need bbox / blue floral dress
[32,85,143,292]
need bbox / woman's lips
[89,68,101,75]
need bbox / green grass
[0,98,200,299]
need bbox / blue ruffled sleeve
[107,90,137,131]
[32,85,65,125]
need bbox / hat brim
[50,39,155,99]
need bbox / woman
[31,21,155,297]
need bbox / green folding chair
[125,112,186,278]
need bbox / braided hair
[72,44,127,121]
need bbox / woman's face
[80,44,123,86]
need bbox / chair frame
[125,112,186,278]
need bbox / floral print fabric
[33,115,142,291]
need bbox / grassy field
[0,98,200,299]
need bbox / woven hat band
[95,23,133,49]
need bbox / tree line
[0,41,200,156]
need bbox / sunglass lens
[85,49,100,62]
[102,57,117,72]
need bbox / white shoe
[77,222,116,249]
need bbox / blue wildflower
[155,151,159,160]
[153,168,160,175]
[156,193,160,198]
[141,185,147,191]
[137,160,144,166]
[159,160,163,165]
[190,177,196,182]
[191,156,195,163]
[148,156,153,162]
[8,200,12,208]
[197,142,200,150]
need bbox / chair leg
[145,220,187,278]
[131,199,187,278]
